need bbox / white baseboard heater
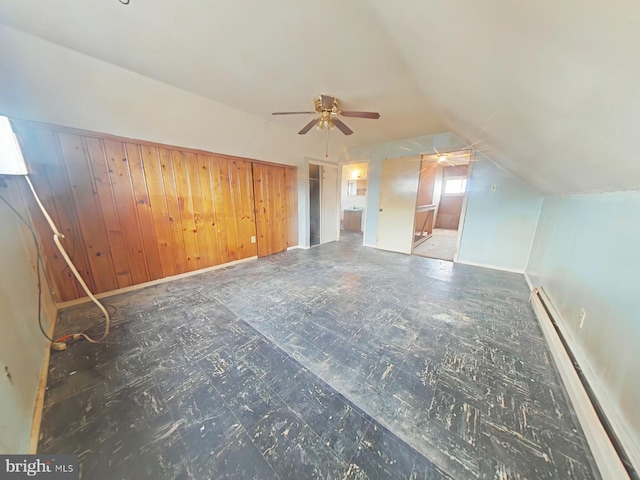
[530,287,638,480]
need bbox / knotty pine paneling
[12,121,296,302]
[16,127,84,301]
[253,163,289,257]
[58,133,119,293]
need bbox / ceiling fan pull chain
[325,127,329,158]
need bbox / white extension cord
[25,176,111,349]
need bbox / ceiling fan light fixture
[438,155,448,163]
[316,118,333,130]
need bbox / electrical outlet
[578,308,586,328]
[251,236,256,243]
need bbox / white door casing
[321,165,338,244]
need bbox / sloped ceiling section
[368,0,640,194]
[1,1,639,194]
[0,0,444,151]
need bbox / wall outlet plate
[251,236,256,243]
[578,308,586,328]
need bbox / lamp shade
[0,116,27,175]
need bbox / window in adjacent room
[444,176,467,195]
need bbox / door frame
[308,159,339,246]
[453,153,475,262]
[410,155,439,251]
[337,158,370,243]
[319,163,339,244]
[407,149,475,263]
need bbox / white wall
[346,133,468,246]
[0,177,55,453]
[457,153,543,272]
[526,191,640,465]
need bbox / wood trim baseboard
[29,308,57,454]
[57,256,258,309]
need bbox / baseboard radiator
[530,287,638,480]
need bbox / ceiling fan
[272,95,380,136]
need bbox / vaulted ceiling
[1,0,638,194]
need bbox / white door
[321,165,338,243]
[376,156,421,253]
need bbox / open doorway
[309,164,321,246]
[412,151,471,261]
[309,162,339,247]
[340,162,368,237]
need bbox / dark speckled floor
[40,233,599,479]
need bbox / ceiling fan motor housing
[314,95,338,114]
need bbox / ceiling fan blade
[333,118,353,136]
[298,118,319,135]
[320,95,335,110]
[272,111,315,115]
[340,111,380,119]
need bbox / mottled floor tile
[347,423,441,480]
[299,392,371,462]
[40,232,599,480]
[428,387,481,448]
[387,368,436,413]
[193,422,278,480]
[251,408,347,479]
[77,412,194,480]
[225,376,286,432]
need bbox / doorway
[309,162,339,247]
[411,152,471,261]
[309,164,321,246]
[340,162,368,237]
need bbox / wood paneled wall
[13,121,297,302]
[253,163,288,257]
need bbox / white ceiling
[1,0,639,194]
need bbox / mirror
[347,179,367,196]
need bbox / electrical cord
[1,177,113,349]
[24,176,111,346]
